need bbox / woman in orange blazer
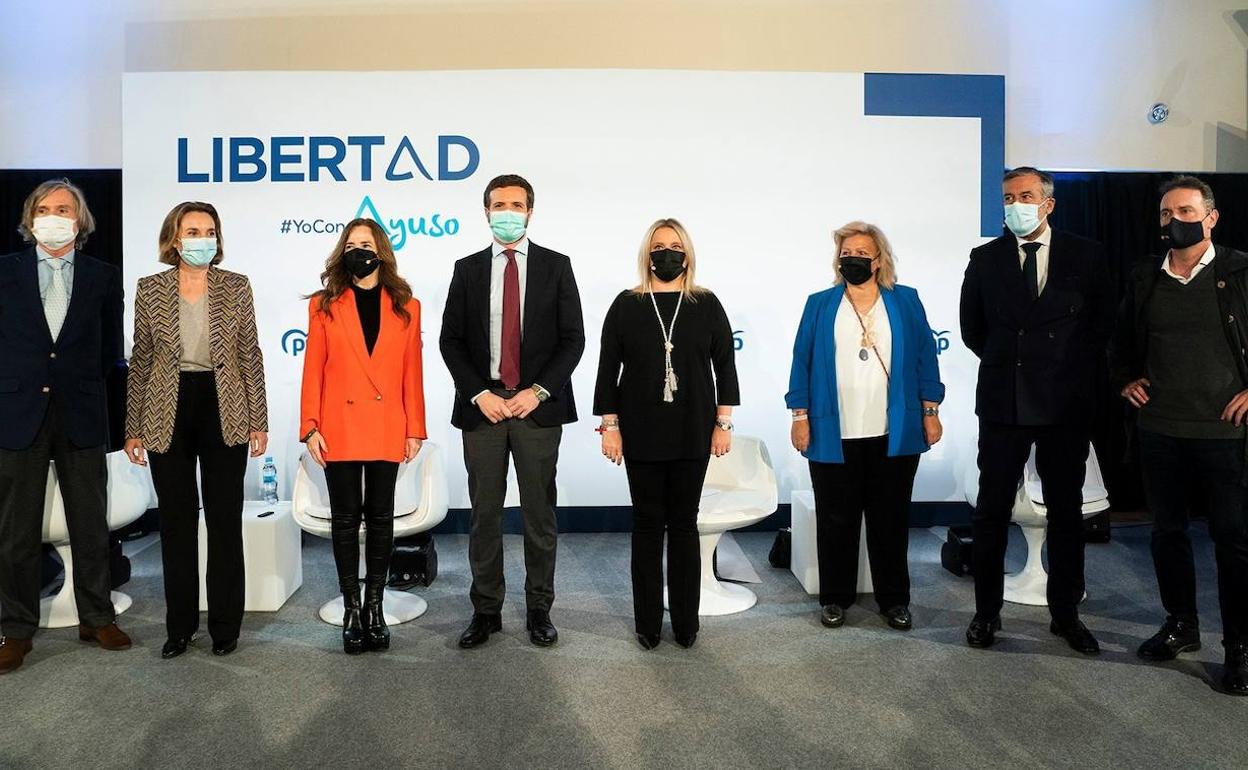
[299,217,426,655]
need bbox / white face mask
[31,215,77,250]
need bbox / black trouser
[148,372,248,642]
[323,460,400,596]
[0,402,113,639]
[1138,429,1248,645]
[972,420,1089,625]
[463,388,562,614]
[809,436,920,610]
[624,457,710,638]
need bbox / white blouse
[833,295,892,439]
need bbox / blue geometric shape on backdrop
[864,73,1006,237]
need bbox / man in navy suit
[440,174,585,649]
[0,179,131,675]
[959,167,1114,654]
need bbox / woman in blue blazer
[786,221,945,630]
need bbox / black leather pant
[323,461,400,596]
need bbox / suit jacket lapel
[522,243,546,345]
[822,285,844,370]
[206,267,224,368]
[59,254,94,341]
[882,288,905,403]
[1029,231,1065,319]
[335,289,382,392]
[997,237,1029,305]
[16,250,52,344]
[475,248,493,341]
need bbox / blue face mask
[179,237,218,266]
[1004,202,1044,238]
[488,211,527,244]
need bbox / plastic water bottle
[261,456,279,503]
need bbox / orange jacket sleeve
[299,298,328,439]
[403,299,428,440]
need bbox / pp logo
[932,330,951,355]
[282,329,307,357]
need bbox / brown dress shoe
[78,623,132,651]
[0,637,34,674]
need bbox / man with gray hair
[960,166,1114,654]
[0,179,130,675]
[1111,174,1248,696]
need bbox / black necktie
[1021,241,1041,300]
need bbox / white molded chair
[788,490,873,596]
[40,451,151,628]
[670,435,778,616]
[291,443,449,625]
[963,444,1110,606]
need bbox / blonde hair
[832,221,898,289]
[632,218,704,300]
[18,178,96,248]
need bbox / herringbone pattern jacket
[126,267,268,452]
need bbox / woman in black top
[594,218,740,650]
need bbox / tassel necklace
[649,290,683,403]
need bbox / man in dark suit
[1111,175,1248,696]
[440,174,585,648]
[0,179,131,675]
[959,166,1114,654]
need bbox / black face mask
[650,249,687,283]
[839,256,874,286]
[1162,217,1207,250]
[343,248,380,279]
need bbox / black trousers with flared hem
[148,372,248,642]
[624,456,711,638]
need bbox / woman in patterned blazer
[300,218,426,655]
[124,201,268,660]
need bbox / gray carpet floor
[2,525,1245,769]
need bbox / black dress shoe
[458,613,502,649]
[881,606,913,631]
[1050,620,1100,655]
[1138,618,1201,661]
[636,633,661,650]
[674,632,697,649]
[1221,642,1248,697]
[211,638,238,657]
[820,604,845,628]
[526,609,558,647]
[161,637,192,659]
[966,617,1001,648]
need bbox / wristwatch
[922,406,939,417]
[301,427,319,442]
[531,384,550,402]
[715,418,734,431]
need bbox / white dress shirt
[488,238,528,379]
[834,295,892,439]
[1161,242,1215,285]
[1015,224,1053,295]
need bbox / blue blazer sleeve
[785,294,819,410]
[909,289,945,404]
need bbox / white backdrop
[121,70,989,508]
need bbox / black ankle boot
[363,578,390,652]
[342,588,366,655]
